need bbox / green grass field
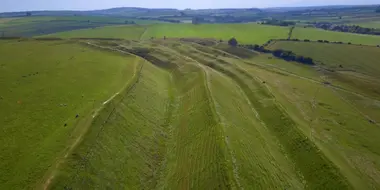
[140,24,289,44]
[268,41,380,76]
[0,40,137,189]
[352,21,380,28]
[42,25,147,39]
[41,23,289,44]
[292,27,380,46]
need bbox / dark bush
[304,39,310,42]
[228,37,238,47]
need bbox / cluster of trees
[262,19,296,27]
[228,38,238,46]
[124,20,136,24]
[241,44,315,65]
[272,49,314,64]
[138,17,180,23]
[314,23,380,35]
[192,15,260,24]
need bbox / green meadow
[292,27,380,45]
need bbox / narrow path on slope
[42,44,143,190]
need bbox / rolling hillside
[2,13,380,190]
[4,38,372,189]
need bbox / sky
[1,0,379,13]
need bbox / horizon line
[0,3,379,14]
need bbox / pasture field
[352,21,380,29]
[141,23,289,44]
[44,23,290,44]
[0,39,138,189]
[268,41,380,98]
[0,16,157,37]
[292,27,380,46]
[268,41,380,77]
[43,25,146,39]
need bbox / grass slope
[242,54,380,189]
[292,27,380,46]
[172,42,352,189]
[268,41,380,98]
[50,59,173,189]
[3,38,380,190]
[0,40,137,189]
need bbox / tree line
[314,22,380,36]
[262,19,296,27]
[227,38,315,65]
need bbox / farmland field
[292,27,380,46]
[42,23,290,44]
[350,21,380,29]
[0,16,157,37]
[267,41,380,96]
[42,25,147,39]
[141,24,290,44]
[2,9,380,190]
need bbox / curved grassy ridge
[172,42,352,189]
[0,40,137,189]
[50,59,173,189]
[34,39,380,189]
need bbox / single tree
[228,38,238,47]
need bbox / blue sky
[1,0,379,12]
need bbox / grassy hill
[0,39,138,189]
[292,27,380,46]
[2,14,380,189]
[6,38,371,190]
